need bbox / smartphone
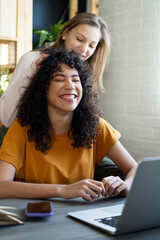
[25,201,53,217]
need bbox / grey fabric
[0,125,8,148]
[94,157,125,181]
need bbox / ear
[61,28,68,40]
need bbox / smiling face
[62,24,101,61]
[47,63,83,117]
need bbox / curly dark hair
[17,49,102,153]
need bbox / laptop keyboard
[94,215,120,228]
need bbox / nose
[79,44,88,56]
[64,79,75,90]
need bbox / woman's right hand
[36,53,49,69]
[59,179,105,202]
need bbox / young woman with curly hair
[0,49,137,201]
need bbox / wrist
[53,184,66,198]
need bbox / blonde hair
[51,12,111,92]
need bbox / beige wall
[99,0,160,161]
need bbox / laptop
[68,157,160,235]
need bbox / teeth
[60,95,76,99]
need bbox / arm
[102,141,138,197]
[0,160,105,202]
[0,51,41,127]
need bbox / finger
[85,179,104,196]
[101,184,106,197]
[113,183,127,197]
[108,180,123,197]
[80,188,98,202]
[102,176,114,188]
[82,193,93,202]
[86,189,99,200]
[84,181,104,199]
[36,59,42,69]
[86,184,102,198]
[82,194,98,202]
[36,54,48,68]
[103,176,119,194]
[102,176,112,196]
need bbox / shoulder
[0,120,28,155]
[7,120,27,138]
[98,117,114,129]
[95,118,121,162]
[18,51,41,66]
[11,51,41,78]
[98,117,121,139]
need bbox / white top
[0,51,41,127]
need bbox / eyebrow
[53,73,79,78]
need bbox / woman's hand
[59,179,105,202]
[102,176,129,198]
[36,53,49,69]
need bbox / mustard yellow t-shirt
[0,118,121,184]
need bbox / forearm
[0,73,32,127]
[0,179,105,201]
[0,51,40,127]
[0,90,19,127]
[124,165,138,190]
[0,181,62,199]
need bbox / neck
[48,109,73,135]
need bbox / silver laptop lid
[116,157,160,235]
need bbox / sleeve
[0,120,26,173]
[0,51,41,128]
[95,118,121,164]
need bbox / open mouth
[59,94,77,100]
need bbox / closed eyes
[76,37,96,49]
[53,78,80,83]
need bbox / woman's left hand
[102,176,129,198]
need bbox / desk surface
[1,197,160,240]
